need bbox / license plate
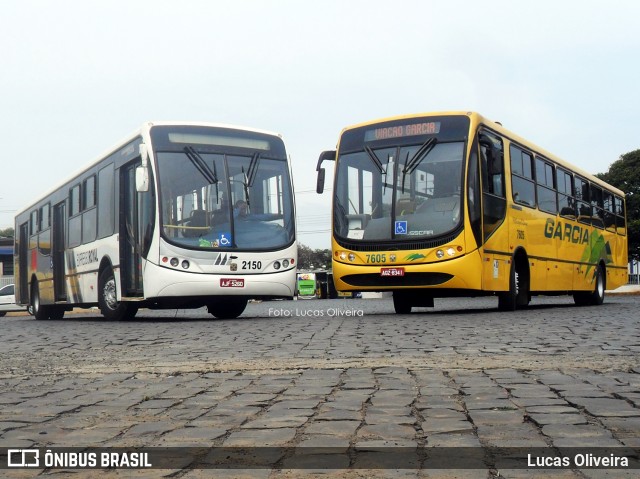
[220,278,245,288]
[380,267,405,277]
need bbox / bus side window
[510,145,536,207]
[603,192,616,231]
[479,133,504,198]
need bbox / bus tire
[393,292,412,314]
[498,258,529,311]
[207,298,248,319]
[574,264,605,306]
[98,268,137,320]
[31,281,50,321]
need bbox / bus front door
[52,201,67,301]
[120,162,144,297]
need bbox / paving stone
[241,415,310,429]
[468,409,525,426]
[425,433,482,447]
[358,423,416,440]
[564,397,640,417]
[365,413,415,425]
[304,420,360,437]
[316,406,362,421]
[421,418,474,434]
[541,424,615,438]
[122,421,176,438]
[222,427,297,446]
[526,413,588,426]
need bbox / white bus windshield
[154,128,294,251]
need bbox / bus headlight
[436,250,445,259]
[339,252,347,260]
[273,261,281,270]
[447,247,456,257]
[282,259,289,268]
[170,257,179,267]
[348,253,356,262]
[181,260,190,269]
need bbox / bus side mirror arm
[136,143,150,192]
[316,150,336,194]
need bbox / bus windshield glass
[333,117,468,242]
[153,126,295,251]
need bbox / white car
[0,284,25,316]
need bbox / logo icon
[8,449,40,467]
[395,221,407,235]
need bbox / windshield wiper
[247,152,260,187]
[364,146,384,173]
[241,152,263,208]
[401,137,437,191]
[184,146,218,185]
[185,146,219,203]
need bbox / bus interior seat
[396,199,415,215]
[184,210,209,237]
[346,214,370,230]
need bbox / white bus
[14,122,297,320]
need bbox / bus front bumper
[332,250,483,293]
[142,261,296,299]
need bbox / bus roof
[339,111,624,197]
[15,121,285,216]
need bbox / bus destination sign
[364,121,441,142]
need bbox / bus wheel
[98,268,137,320]
[393,292,412,314]
[574,264,605,306]
[31,282,50,321]
[207,298,248,319]
[498,260,529,311]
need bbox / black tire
[207,298,248,319]
[0,312,5,317]
[98,268,137,320]
[574,264,605,306]
[393,292,412,314]
[31,281,50,321]
[498,259,529,311]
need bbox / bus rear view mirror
[316,150,336,194]
[316,168,326,194]
[136,166,149,192]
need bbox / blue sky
[1,0,639,249]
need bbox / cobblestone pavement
[1,295,639,478]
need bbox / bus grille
[335,230,461,252]
[341,272,453,287]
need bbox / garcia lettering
[544,219,589,244]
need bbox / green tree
[596,149,640,260]
[296,242,331,270]
[0,227,14,238]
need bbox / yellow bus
[316,111,628,313]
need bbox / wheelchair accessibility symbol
[395,221,407,235]
[218,233,231,246]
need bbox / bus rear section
[297,272,317,299]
